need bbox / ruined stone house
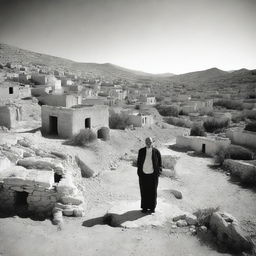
[0,104,23,129]
[41,104,109,138]
[176,135,231,156]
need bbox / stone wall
[0,86,19,99]
[39,94,81,107]
[226,130,256,149]
[0,105,22,129]
[176,135,231,156]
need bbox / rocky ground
[0,119,256,256]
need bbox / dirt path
[1,130,255,255]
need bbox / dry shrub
[190,124,206,136]
[215,145,254,165]
[72,129,97,146]
[109,113,130,130]
[203,118,229,133]
[194,207,220,226]
[97,127,110,141]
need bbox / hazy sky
[0,0,255,74]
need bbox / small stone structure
[176,135,231,156]
[0,104,23,129]
[39,94,82,107]
[226,129,256,149]
[0,82,19,99]
[127,112,154,127]
[41,104,109,138]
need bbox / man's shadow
[82,210,150,228]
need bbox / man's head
[145,137,153,148]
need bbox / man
[137,137,162,213]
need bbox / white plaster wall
[176,136,230,156]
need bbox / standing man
[137,137,162,213]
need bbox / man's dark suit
[137,147,162,211]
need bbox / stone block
[161,155,179,170]
[60,194,84,205]
[63,208,74,216]
[0,156,11,171]
[185,213,198,225]
[75,155,97,178]
[209,212,253,252]
[10,186,24,192]
[173,214,186,222]
[176,219,188,227]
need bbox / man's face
[145,137,153,148]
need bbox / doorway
[9,87,14,94]
[49,116,58,135]
[202,144,206,153]
[85,118,91,128]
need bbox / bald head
[145,137,153,148]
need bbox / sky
[0,0,255,74]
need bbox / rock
[17,138,33,148]
[0,156,11,171]
[170,189,182,199]
[51,151,68,160]
[173,214,186,222]
[56,175,78,195]
[161,168,176,178]
[198,225,208,233]
[75,155,97,178]
[63,208,74,216]
[52,210,63,225]
[17,157,64,174]
[190,227,197,235]
[73,208,85,217]
[185,213,198,225]
[61,194,84,205]
[209,212,253,252]
[176,219,188,227]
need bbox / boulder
[52,209,63,225]
[170,189,182,199]
[176,219,188,227]
[75,155,97,178]
[209,212,253,252]
[17,138,33,148]
[56,175,78,195]
[17,157,64,175]
[185,213,198,225]
[173,214,186,222]
[60,194,84,205]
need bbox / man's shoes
[141,209,148,213]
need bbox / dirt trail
[0,129,256,255]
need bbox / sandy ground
[0,124,256,256]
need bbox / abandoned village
[0,43,256,255]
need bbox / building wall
[0,105,22,129]
[226,130,256,149]
[0,86,19,99]
[39,94,81,107]
[176,135,231,156]
[31,86,51,97]
[41,105,109,138]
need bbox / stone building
[0,104,23,129]
[139,95,156,105]
[176,135,231,156]
[0,82,20,99]
[127,112,154,127]
[41,104,109,138]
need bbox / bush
[194,207,220,226]
[215,145,254,165]
[155,105,179,117]
[190,124,206,136]
[244,122,256,132]
[164,117,192,128]
[72,129,97,146]
[109,113,130,130]
[213,100,243,110]
[203,118,229,133]
[97,127,110,141]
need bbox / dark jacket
[137,147,162,177]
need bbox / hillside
[0,43,172,81]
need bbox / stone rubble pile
[0,139,86,223]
